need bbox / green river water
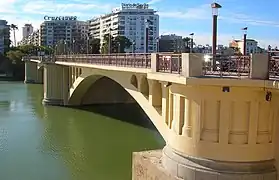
[0,81,165,180]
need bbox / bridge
[23,52,279,180]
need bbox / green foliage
[101,35,132,54]
[53,38,100,55]
[1,44,54,80]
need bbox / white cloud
[159,4,210,20]
[148,0,162,5]
[0,0,115,45]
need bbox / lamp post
[72,39,76,54]
[86,33,90,54]
[64,40,67,55]
[211,2,222,56]
[156,37,159,52]
[189,33,194,53]
[145,19,151,54]
[242,27,248,55]
[132,41,135,53]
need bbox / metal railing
[55,53,151,68]
[268,51,279,77]
[157,53,182,74]
[203,55,251,77]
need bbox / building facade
[18,30,40,46]
[159,34,184,52]
[22,24,34,39]
[40,16,88,47]
[88,3,159,53]
[230,39,258,55]
[0,20,10,54]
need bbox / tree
[10,24,18,47]
[182,37,191,53]
[112,36,132,53]
[101,34,113,54]
[89,38,100,54]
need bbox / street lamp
[189,33,194,53]
[72,39,76,54]
[86,33,90,54]
[242,27,248,55]
[64,40,67,55]
[145,19,152,53]
[211,2,222,56]
[156,37,159,52]
[132,41,136,53]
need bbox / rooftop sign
[44,16,77,21]
[121,3,149,9]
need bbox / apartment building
[0,20,10,54]
[18,30,40,46]
[22,24,34,39]
[159,34,184,52]
[230,39,258,54]
[88,3,159,53]
[40,16,88,47]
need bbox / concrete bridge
[24,52,279,180]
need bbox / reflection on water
[0,81,165,180]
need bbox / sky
[0,0,279,48]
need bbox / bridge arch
[68,69,167,139]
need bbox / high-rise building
[88,3,159,53]
[159,34,184,52]
[40,16,88,47]
[0,20,10,54]
[18,30,40,46]
[22,24,33,39]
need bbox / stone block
[218,174,242,180]
[177,164,195,179]
[195,170,218,180]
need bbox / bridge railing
[269,51,279,78]
[202,55,251,77]
[157,53,182,74]
[55,53,151,68]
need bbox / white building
[230,39,258,55]
[0,20,9,54]
[40,16,88,47]
[88,3,159,53]
[18,30,40,46]
[22,24,33,40]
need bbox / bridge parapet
[26,52,277,80]
[55,53,151,68]
[152,53,273,80]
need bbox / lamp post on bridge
[189,33,194,53]
[211,2,222,56]
[242,27,248,55]
[145,19,152,54]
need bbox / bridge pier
[42,63,69,106]
[134,83,278,180]
[24,60,40,84]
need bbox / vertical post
[108,28,111,54]
[145,26,149,54]
[242,27,248,56]
[189,33,194,53]
[87,35,89,54]
[212,15,218,56]
[211,3,222,56]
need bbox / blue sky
[0,0,278,48]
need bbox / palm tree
[10,24,18,47]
